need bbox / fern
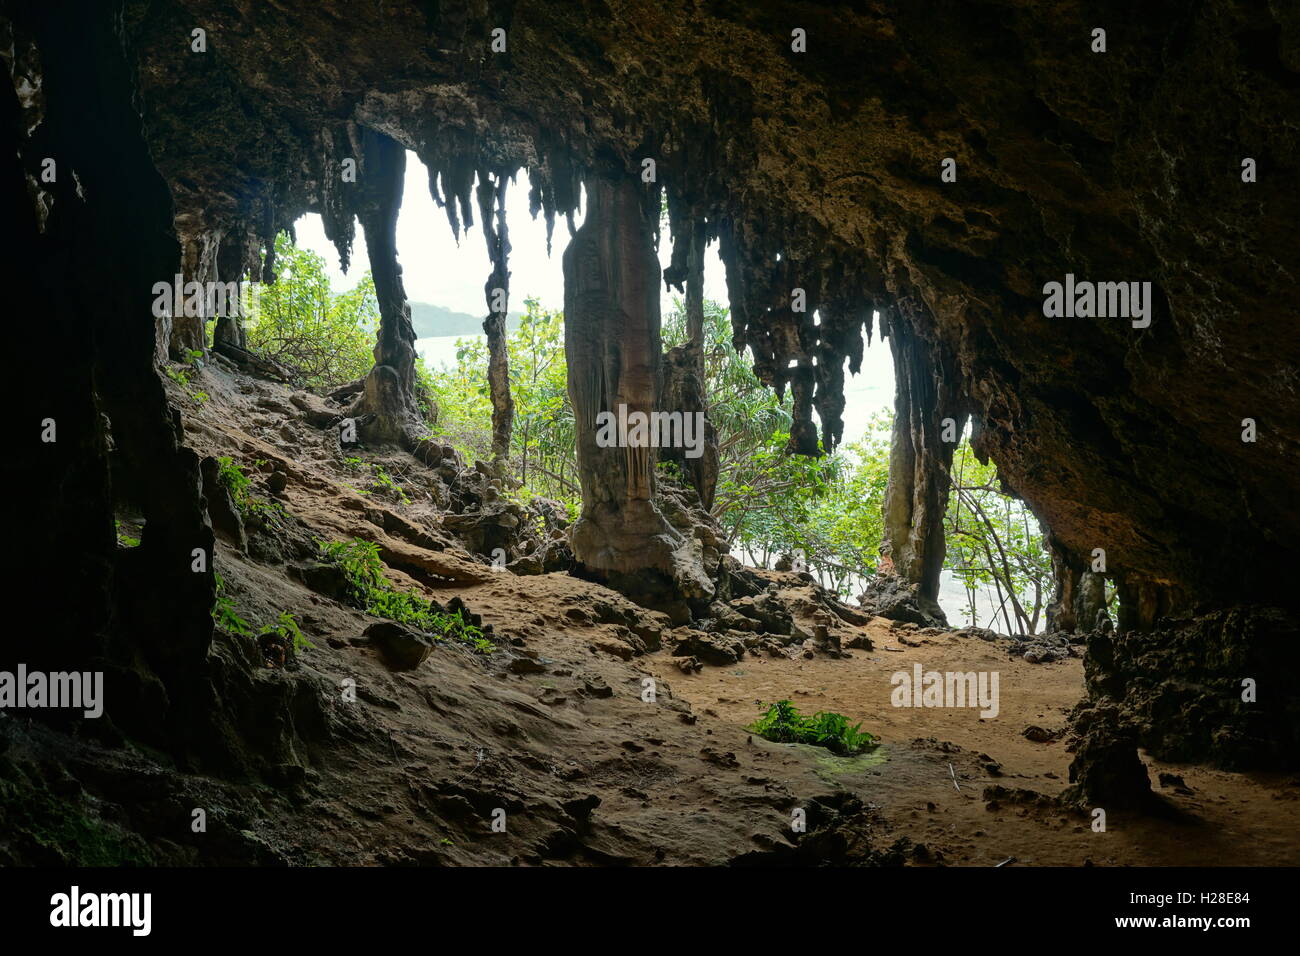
[212,571,253,636]
[271,610,313,652]
[319,538,492,652]
[749,700,876,755]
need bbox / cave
[4,0,1299,904]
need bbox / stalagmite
[167,228,221,358]
[1044,532,1083,633]
[563,173,713,609]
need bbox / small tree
[945,442,1053,633]
[245,233,378,389]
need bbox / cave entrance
[281,146,1055,634]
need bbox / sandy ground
[643,626,1300,865]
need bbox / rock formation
[347,129,427,447]
[477,168,516,465]
[563,174,715,611]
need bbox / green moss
[811,747,890,786]
[0,765,156,866]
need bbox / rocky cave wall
[9,0,225,762]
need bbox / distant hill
[409,301,523,338]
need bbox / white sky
[294,153,732,316]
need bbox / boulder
[366,621,434,670]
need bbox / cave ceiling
[120,0,1300,607]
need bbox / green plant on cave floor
[340,456,410,504]
[114,518,141,549]
[368,464,410,504]
[213,572,312,655]
[216,455,286,527]
[318,538,493,653]
[212,571,252,636]
[748,700,877,756]
[269,610,313,652]
[165,349,207,405]
[216,455,254,500]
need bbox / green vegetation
[215,456,285,527]
[212,571,253,635]
[748,700,877,756]
[114,519,141,549]
[319,538,493,652]
[212,571,312,658]
[427,296,575,503]
[945,443,1054,634]
[215,455,255,502]
[268,610,313,653]
[341,457,411,504]
[244,233,380,389]
[165,348,208,406]
[243,232,440,425]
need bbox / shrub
[244,232,378,389]
[319,538,492,652]
[212,571,252,636]
[215,456,285,527]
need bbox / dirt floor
[643,627,1300,866]
[78,358,1296,866]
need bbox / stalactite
[349,127,424,446]
[683,220,706,349]
[477,167,515,464]
[717,217,880,458]
[816,285,874,452]
[414,127,587,471]
[877,305,967,625]
[417,127,478,243]
[660,209,718,509]
[316,124,358,273]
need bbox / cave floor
[646,635,1300,866]
[102,358,1297,867]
